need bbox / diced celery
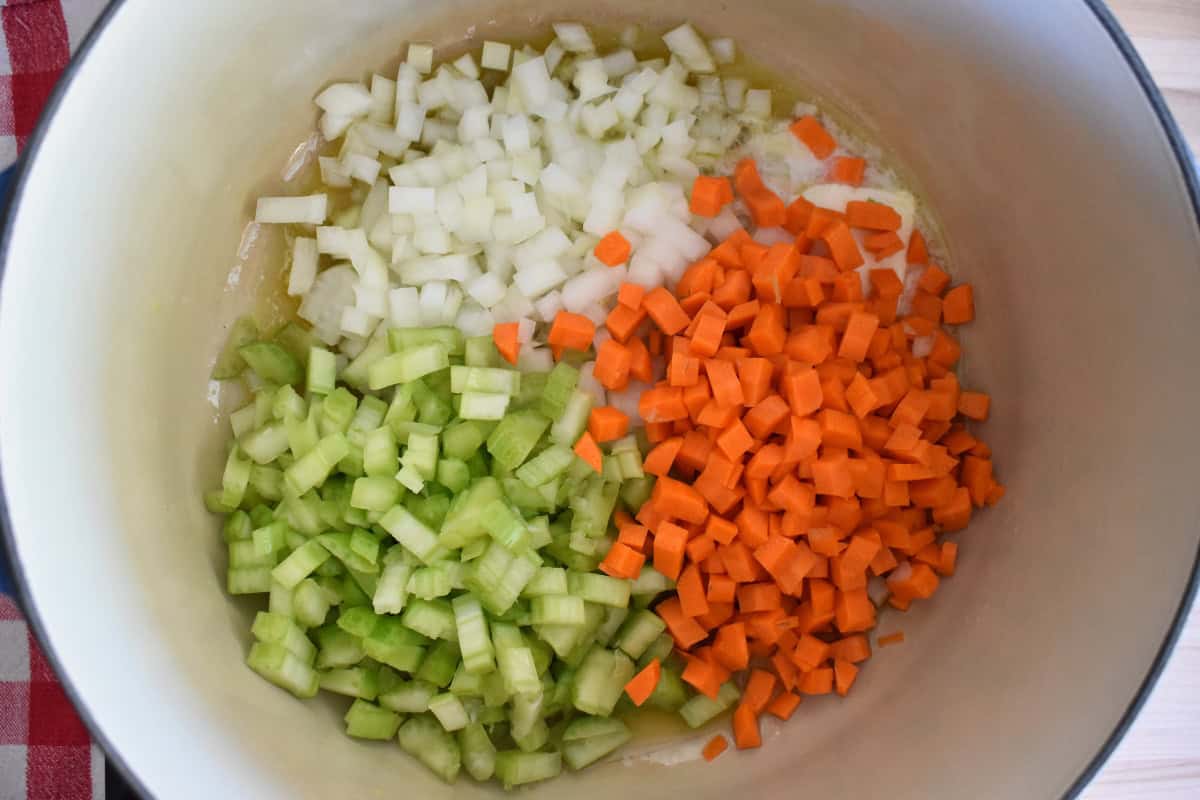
[458,392,510,420]
[272,322,317,368]
[438,476,504,548]
[344,699,402,740]
[350,476,402,512]
[229,539,275,569]
[512,371,548,410]
[569,477,620,538]
[481,499,529,552]
[402,598,457,641]
[317,532,378,574]
[239,341,302,385]
[223,510,252,542]
[249,465,284,501]
[252,611,316,664]
[561,716,632,770]
[514,444,574,487]
[550,390,591,446]
[403,432,440,479]
[307,347,337,395]
[286,403,320,459]
[486,410,550,471]
[321,387,358,435]
[494,751,561,789]
[379,678,437,713]
[509,689,545,740]
[572,647,634,716]
[464,336,503,368]
[440,420,487,460]
[458,722,497,781]
[567,572,631,608]
[369,343,450,390]
[380,505,445,564]
[373,558,413,614]
[285,433,349,495]
[522,566,568,597]
[315,625,365,669]
[407,565,452,600]
[416,640,462,687]
[452,594,496,675]
[396,463,425,493]
[247,641,318,698]
[398,715,462,783]
[614,609,667,659]
[389,326,465,356]
[678,681,741,728]
[240,423,290,465]
[221,447,253,508]
[392,420,443,444]
[620,475,655,510]
[272,384,306,421]
[500,477,556,514]
[450,365,521,396]
[639,633,675,668]
[293,578,331,628]
[319,665,380,700]
[632,565,675,596]
[538,362,579,420]
[646,665,688,711]
[212,316,259,379]
[436,458,470,492]
[428,693,470,731]
[594,607,629,647]
[513,718,550,752]
[340,332,392,392]
[363,426,399,477]
[531,595,586,626]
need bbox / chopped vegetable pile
[207,18,1002,789]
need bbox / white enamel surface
[1,1,1199,798]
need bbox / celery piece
[428,693,470,731]
[223,509,252,543]
[272,322,317,368]
[512,371,548,410]
[631,565,675,597]
[452,594,496,675]
[252,611,316,664]
[379,678,437,713]
[486,410,550,471]
[249,465,284,501]
[385,383,418,430]
[239,342,302,386]
[340,332,392,393]
[373,558,413,614]
[614,609,667,660]
[464,336,503,368]
[499,477,556,514]
[450,365,521,396]
[514,444,574,488]
[531,595,586,626]
[369,344,450,390]
[679,682,742,728]
[458,392,510,420]
[240,422,290,465]
[307,347,337,396]
[561,717,632,770]
[416,640,462,688]
[549,390,591,446]
[521,566,568,597]
[319,665,380,700]
[594,606,629,647]
[616,448,644,480]
[314,625,365,669]
[285,433,349,495]
[458,722,497,781]
[403,432,439,479]
[293,578,331,628]
[317,532,378,575]
[344,699,402,740]
[408,565,452,600]
[406,492,451,530]
[509,689,545,740]
[481,499,529,552]
[220,447,253,509]
[440,420,486,460]
[538,362,579,420]
[395,463,425,493]
[320,387,358,436]
[494,751,560,789]
[398,715,462,783]
[380,505,444,564]
[363,426,399,477]
[646,665,688,711]
[513,718,550,753]
[435,458,470,493]
[392,420,442,445]
[572,647,634,716]
[272,539,331,589]
[567,572,631,608]
[494,630,540,696]
[389,326,464,356]
[350,476,402,512]
[247,641,318,698]
[402,598,457,641]
[438,477,504,548]
[212,316,259,379]
[569,477,620,538]
[349,528,380,565]
[620,475,655,511]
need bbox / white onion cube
[255,195,328,225]
[481,41,511,71]
[388,286,421,328]
[288,237,319,296]
[407,43,434,75]
[389,186,436,214]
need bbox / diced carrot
[823,221,865,271]
[599,541,646,579]
[734,159,787,228]
[605,303,647,343]
[654,522,690,581]
[640,386,689,423]
[657,596,708,648]
[595,230,632,266]
[877,631,905,646]
[800,667,834,695]
[547,311,596,353]
[573,431,603,473]
[617,282,645,309]
[644,287,691,335]
[942,283,975,324]
[743,669,778,714]
[767,691,802,721]
[690,175,735,217]
[829,156,866,186]
[864,231,905,258]
[492,322,520,365]
[643,437,683,477]
[732,703,762,749]
[690,312,727,358]
[958,391,990,421]
[702,734,729,762]
[907,229,929,264]
[593,340,632,390]
[624,658,662,706]
[834,658,859,696]
[683,655,726,699]
[789,116,837,159]
[678,564,710,618]
[617,523,650,551]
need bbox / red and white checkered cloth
[1,4,112,798]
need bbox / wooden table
[1084,6,1200,797]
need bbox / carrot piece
[653,522,690,581]
[626,335,653,382]
[599,541,645,579]
[644,287,691,336]
[595,230,632,266]
[732,703,762,749]
[588,406,630,444]
[707,516,739,546]
[678,564,710,618]
[605,303,647,343]
[690,175,735,217]
[623,658,662,706]
[489,322,521,366]
[917,262,951,295]
[933,486,972,531]
[744,394,789,439]
[639,386,689,423]
[657,596,708,648]
[958,391,991,421]
[716,418,755,461]
[689,313,727,358]
[702,735,729,762]
[643,439,683,479]
[593,340,632,390]
[767,691,802,721]
[784,197,815,235]
[734,158,787,228]
[682,656,726,699]
[800,667,834,695]
[780,367,823,416]
[547,311,596,352]
[720,541,766,583]
[789,116,837,159]
[735,358,773,404]
[845,200,901,231]
[707,574,737,605]
[822,221,865,271]
[938,541,958,576]
[830,634,872,664]
[711,622,749,671]
[617,282,645,309]
[907,229,929,264]
[838,311,880,362]
[834,588,876,632]
[705,358,745,408]
[654,477,709,524]
[573,431,604,474]
[679,259,719,299]
[743,669,778,713]
[941,283,975,324]
[864,231,905,258]
[686,533,717,565]
[834,658,859,696]
[791,634,831,672]
[829,156,866,186]
[744,303,787,356]
[618,523,650,551]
